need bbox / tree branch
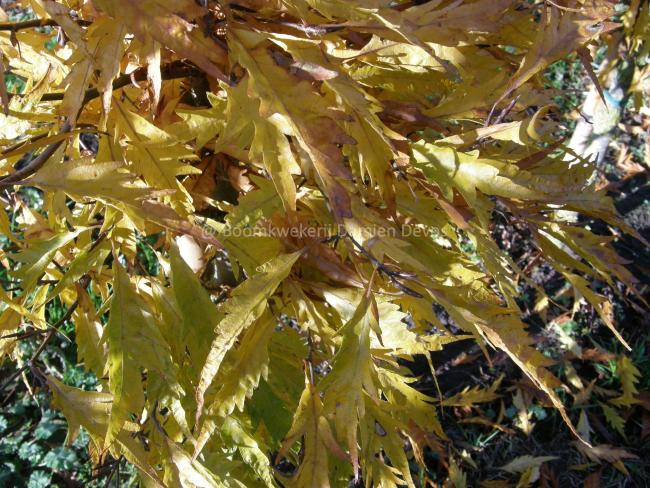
[0,299,78,394]
[0,119,72,187]
[0,18,58,31]
[40,60,203,103]
[0,18,91,32]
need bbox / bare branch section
[41,60,203,103]
[0,18,91,31]
[0,18,58,31]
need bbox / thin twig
[343,232,423,298]
[545,0,583,12]
[0,19,58,31]
[0,329,47,340]
[0,299,79,394]
[103,456,123,488]
[87,458,121,482]
[0,119,72,186]
[0,364,28,394]
[493,95,521,126]
[485,95,520,128]
[0,18,92,32]
[39,60,202,103]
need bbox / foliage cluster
[0,0,649,486]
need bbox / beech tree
[0,0,647,486]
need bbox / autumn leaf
[277,378,347,488]
[104,261,181,447]
[194,252,301,433]
[0,0,641,486]
[497,2,616,105]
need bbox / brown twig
[603,167,649,192]
[0,18,92,31]
[493,95,521,126]
[103,456,124,488]
[341,232,424,298]
[0,18,59,31]
[0,329,47,340]
[0,119,72,187]
[1,131,52,157]
[39,60,203,104]
[485,95,521,128]
[0,299,78,394]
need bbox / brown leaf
[577,47,606,106]
[136,200,223,248]
[539,464,560,488]
[581,348,616,363]
[94,0,230,84]
[583,470,601,488]
[578,443,638,464]
[498,2,616,105]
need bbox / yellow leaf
[278,379,345,488]
[599,402,626,436]
[229,29,354,220]
[104,262,180,447]
[224,79,298,212]
[110,99,198,211]
[10,228,87,293]
[169,241,223,376]
[27,160,152,208]
[500,455,558,474]
[498,3,616,104]
[48,376,165,487]
[94,0,229,84]
[448,457,467,488]
[321,295,375,476]
[566,273,631,351]
[194,251,301,433]
[442,376,503,407]
[160,435,228,488]
[73,286,107,377]
[91,17,127,120]
[0,308,21,359]
[610,355,640,407]
[210,309,276,418]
